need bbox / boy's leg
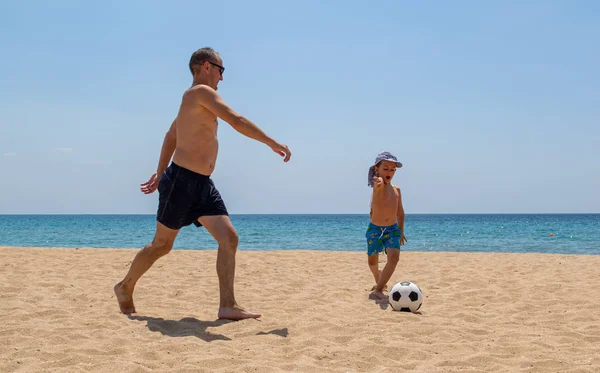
[374,248,400,293]
[366,225,383,288]
[371,248,400,300]
[368,253,379,285]
[114,221,179,314]
[197,215,261,320]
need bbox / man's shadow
[256,328,289,337]
[128,315,289,341]
[128,315,232,342]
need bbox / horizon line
[1,212,599,216]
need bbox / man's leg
[371,248,400,300]
[114,222,179,314]
[197,215,261,320]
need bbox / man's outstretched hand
[271,142,292,162]
[140,173,159,194]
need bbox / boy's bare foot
[370,284,388,291]
[218,305,261,320]
[370,291,388,300]
[114,282,136,314]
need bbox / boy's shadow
[128,315,290,341]
[369,293,391,310]
[368,295,424,315]
[128,315,232,342]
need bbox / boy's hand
[400,234,407,246]
[372,176,383,188]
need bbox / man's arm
[156,119,177,176]
[140,119,177,195]
[191,86,291,161]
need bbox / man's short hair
[189,47,219,75]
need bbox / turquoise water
[0,214,599,254]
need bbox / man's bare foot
[114,282,136,314]
[218,305,261,321]
[370,291,387,300]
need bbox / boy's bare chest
[373,187,398,206]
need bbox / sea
[0,214,599,255]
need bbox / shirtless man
[114,47,291,320]
[365,151,407,300]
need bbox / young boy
[366,151,407,300]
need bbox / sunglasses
[206,61,225,76]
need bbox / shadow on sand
[128,315,232,342]
[256,328,289,337]
[369,293,391,310]
[128,315,290,341]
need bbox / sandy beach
[1,246,599,372]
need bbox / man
[114,47,291,320]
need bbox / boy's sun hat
[368,151,402,187]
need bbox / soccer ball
[389,281,423,312]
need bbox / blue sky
[1,0,598,214]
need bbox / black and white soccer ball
[389,281,423,312]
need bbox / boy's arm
[192,86,291,162]
[372,176,383,188]
[395,186,405,234]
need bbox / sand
[1,246,599,372]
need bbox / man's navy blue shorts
[156,162,228,230]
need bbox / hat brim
[374,160,403,168]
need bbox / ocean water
[0,214,599,255]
